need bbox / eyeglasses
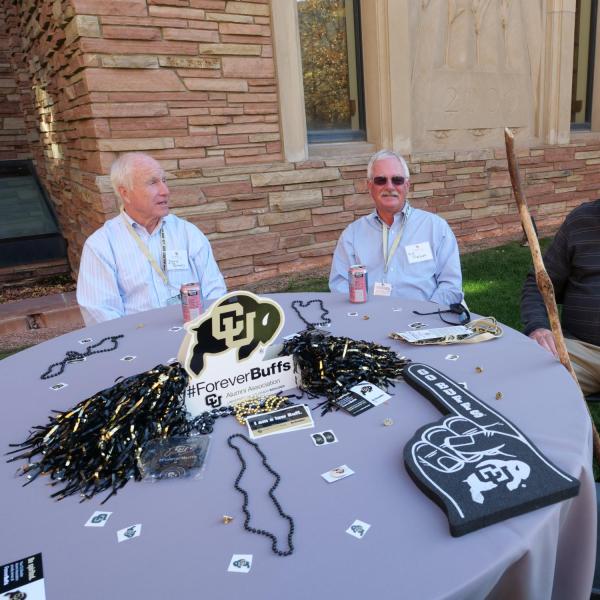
[372,175,406,186]
[412,303,471,326]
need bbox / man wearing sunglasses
[329,149,464,306]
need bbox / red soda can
[180,282,202,322]
[348,265,368,303]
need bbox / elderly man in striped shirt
[77,152,226,324]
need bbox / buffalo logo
[182,291,284,378]
[233,559,250,569]
[5,593,27,600]
[123,526,137,539]
[360,385,373,395]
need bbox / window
[571,0,597,128]
[296,0,366,143]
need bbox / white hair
[367,150,410,181]
[110,152,153,199]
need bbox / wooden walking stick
[504,127,600,463]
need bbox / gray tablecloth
[0,293,595,599]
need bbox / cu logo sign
[182,291,284,378]
[211,302,256,349]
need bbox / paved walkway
[0,292,84,351]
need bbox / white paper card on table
[349,381,391,406]
[395,325,472,343]
[373,282,392,296]
[85,511,112,527]
[49,382,68,391]
[228,554,252,573]
[346,519,371,539]
[405,241,433,263]
[321,465,354,483]
[117,524,142,543]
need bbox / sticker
[405,241,433,263]
[321,465,355,483]
[78,338,93,344]
[85,511,112,527]
[246,404,313,439]
[117,524,142,543]
[311,430,338,446]
[349,381,391,407]
[346,519,371,539]
[445,354,460,361]
[120,355,136,362]
[168,326,182,333]
[409,322,428,330]
[373,282,392,296]
[0,553,46,599]
[392,307,403,312]
[228,554,252,573]
[347,312,359,317]
[49,382,68,391]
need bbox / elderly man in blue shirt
[77,152,226,324]
[329,150,463,306]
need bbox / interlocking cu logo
[211,302,256,349]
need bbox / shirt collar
[370,201,411,228]
[120,209,167,234]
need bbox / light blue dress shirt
[329,205,463,306]
[77,212,226,324]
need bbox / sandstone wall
[2,0,600,288]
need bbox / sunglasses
[412,303,471,326]
[372,175,406,186]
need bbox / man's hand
[529,328,558,358]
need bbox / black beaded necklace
[227,433,295,557]
[40,335,125,379]
[291,299,331,329]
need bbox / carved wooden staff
[504,127,600,462]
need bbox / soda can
[348,265,368,303]
[180,282,202,322]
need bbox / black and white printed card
[85,510,112,527]
[246,404,313,439]
[0,553,46,599]
[349,381,391,407]
[334,391,373,417]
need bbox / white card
[120,355,136,362]
[346,519,371,539]
[85,511,112,527]
[117,524,142,543]
[78,338,93,344]
[165,250,188,270]
[228,554,252,573]
[349,381,391,406]
[49,382,68,391]
[168,326,182,332]
[373,282,392,296]
[445,354,460,361]
[347,311,358,317]
[405,241,433,263]
[321,465,354,483]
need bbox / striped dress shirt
[521,200,600,345]
[76,212,226,324]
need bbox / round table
[0,293,595,599]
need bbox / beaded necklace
[40,335,124,379]
[291,299,331,329]
[227,433,295,556]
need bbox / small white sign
[117,524,142,543]
[346,519,371,539]
[373,282,392,296]
[78,338,93,345]
[49,382,68,391]
[228,554,252,573]
[322,465,355,483]
[85,511,112,527]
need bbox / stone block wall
[2,0,600,288]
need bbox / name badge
[166,294,181,305]
[166,250,188,270]
[373,282,392,296]
[405,242,433,264]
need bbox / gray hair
[110,152,152,199]
[367,150,410,181]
